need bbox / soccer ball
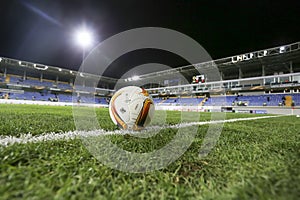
[109,86,155,130]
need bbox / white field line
[0,115,285,147]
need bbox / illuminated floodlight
[70,70,73,74]
[280,46,285,53]
[74,28,93,49]
[263,50,268,56]
[58,68,62,72]
[33,64,48,70]
[132,75,140,81]
[0,57,2,62]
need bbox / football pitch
[0,104,299,199]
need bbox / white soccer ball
[109,86,155,130]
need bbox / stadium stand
[57,94,73,102]
[56,82,73,90]
[177,97,204,106]
[5,91,109,104]
[8,76,53,87]
[155,97,204,106]
[203,93,300,107]
[8,91,56,101]
[204,96,236,106]
[1,41,300,108]
[153,93,300,107]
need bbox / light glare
[75,29,93,48]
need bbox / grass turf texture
[0,104,299,199]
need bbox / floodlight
[280,46,285,53]
[0,57,2,62]
[263,50,268,56]
[58,68,62,72]
[74,28,93,48]
[33,64,48,70]
[132,75,140,81]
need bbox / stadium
[1,41,300,199]
[1,1,300,199]
[1,41,300,113]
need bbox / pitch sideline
[0,115,287,147]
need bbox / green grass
[0,104,267,136]
[0,104,299,199]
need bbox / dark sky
[0,0,300,75]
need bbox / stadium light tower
[74,28,93,67]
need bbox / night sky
[0,0,300,76]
